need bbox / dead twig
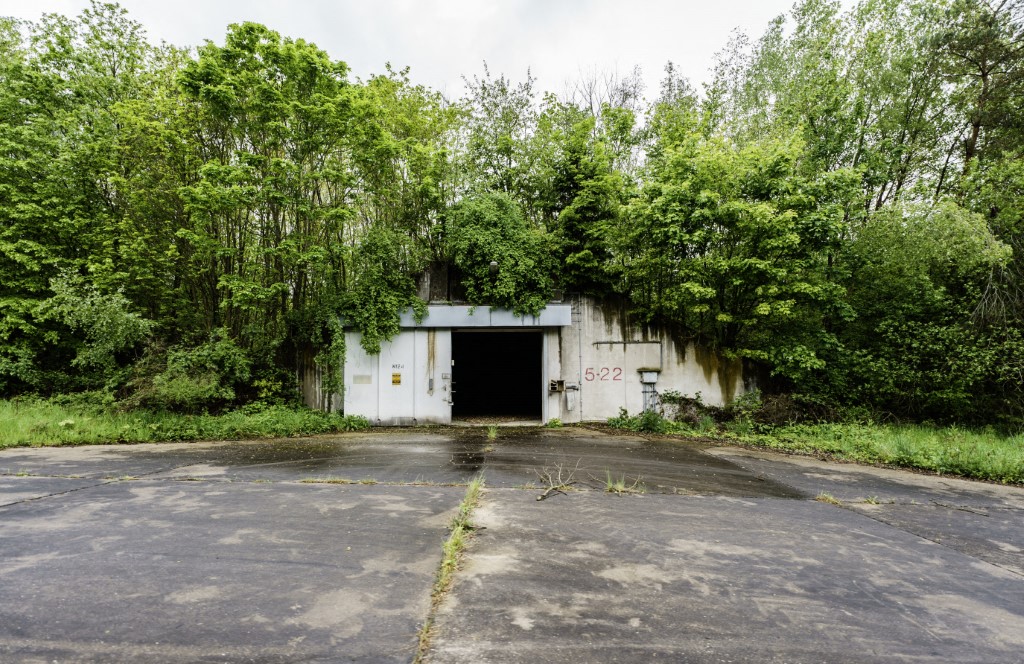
[535,459,582,501]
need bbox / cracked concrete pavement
[1,428,1022,662]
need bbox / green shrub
[120,330,252,413]
[696,414,718,434]
[637,410,669,433]
[338,414,371,431]
[607,408,639,430]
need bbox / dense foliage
[1,1,1022,424]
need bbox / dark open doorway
[452,330,542,419]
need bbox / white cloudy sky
[0,0,849,99]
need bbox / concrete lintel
[396,304,572,328]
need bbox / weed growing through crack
[486,425,498,441]
[300,476,378,485]
[864,495,880,504]
[416,473,485,662]
[815,492,842,505]
[603,470,645,495]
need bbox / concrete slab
[146,435,486,484]
[706,446,1024,578]
[0,442,234,480]
[4,431,1022,662]
[0,480,464,663]
[848,503,1024,576]
[428,489,1024,663]
[0,433,485,485]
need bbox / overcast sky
[0,0,849,100]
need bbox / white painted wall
[549,298,746,423]
[343,329,452,425]
[339,298,745,425]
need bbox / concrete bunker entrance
[452,329,542,420]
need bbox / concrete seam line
[414,473,485,663]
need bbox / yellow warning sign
[392,373,402,385]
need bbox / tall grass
[0,400,369,448]
[747,423,1024,484]
[606,408,1024,484]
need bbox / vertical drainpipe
[427,329,436,396]
[576,295,584,421]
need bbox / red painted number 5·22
[584,367,623,381]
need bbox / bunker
[337,298,748,426]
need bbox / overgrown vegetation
[607,390,1024,484]
[2,1,1023,428]
[0,399,369,447]
[747,422,1024,484]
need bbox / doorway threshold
[451,417,543,428]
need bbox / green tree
[939,0,1024,169]
[533,98,622,295]
[176,22,356,389]
[622,129,855,380]
[461,65,540,221]
[445,192,555,315]
[0,2,159,393]
[833,201,1016,419]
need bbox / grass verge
[0,400,370,447]
[736,423,1024,484]
[606,412,1024,484]
[415,474,485,663]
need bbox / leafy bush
[696,414,718,434]
[607,408,640,430]
[337,414,371,431]
[725,389,762,421]
[637,410,669,433]
[43,272,154,382]
[342,226,427,354]
[607,408,677,435]
[120,330,252,413]
[659,390,712,425]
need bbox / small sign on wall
[392,373,402,385]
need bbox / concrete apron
[1,430,1022,663]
